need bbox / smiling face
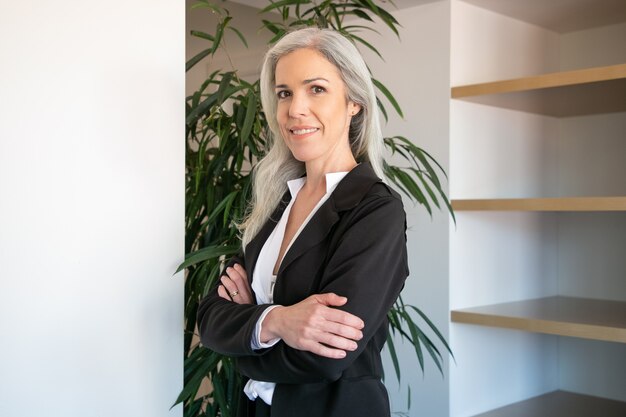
[274,48,361,168]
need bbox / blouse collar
[287,171,349,197]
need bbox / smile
[290,127,319,135]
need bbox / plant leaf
[190,30,215,42]
[175,244,240,273]
[186,48,212,72]
[191,1,225,14]
[240,92,257,143]
[227,26,248,48]
[408,304,455,361]
[376,96,388,122]
[372,78,403,118]
[260,0,310,14]
[351,9,374,22]
[386,333,401,384]
[217,72,234,105]
[348,33,383,60]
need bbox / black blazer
[197,162,410,417]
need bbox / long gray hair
[237,27,386,248]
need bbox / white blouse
[244,170,350,405]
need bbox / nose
[288,92,309,118]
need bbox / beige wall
[186,0,274,96]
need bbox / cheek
[276,103,289,125]
[326,108,349,129]
[275,106,288,127]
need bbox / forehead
[274,48,342,83]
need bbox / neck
[303,157,358,195]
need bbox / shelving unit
[451,63,626,97]
[474,391,626,417]
[452,197,626,212]
[451,64,626,116]
[451,296,626,343]
[449,0,626,415]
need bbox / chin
[286,145,321,163]
[290,151,315,163]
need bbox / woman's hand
[217,263,254,304]
[260,293,364,359]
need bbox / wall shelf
[451,296,626,343]
[450,63,626,116]
[474,390,626,417]
[451,197,626,211]
[449,1,626,414]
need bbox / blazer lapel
[244,161,383,283]
[277,161,382,276]
[276,199,340,276]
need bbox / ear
[348,101,362,116]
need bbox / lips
[289,127,319,135]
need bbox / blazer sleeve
[236,194,410,383]
[196,253,274,357]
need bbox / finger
[217,285,231,300]
[222,273,255,304]
[220,275,238,298]
[226,266,252,298]
[225,266,244,283]
[316,330,359,352]
[232,263,248,280]
[321,320,363,341]
[322,308,365,330]
[304,341,347,359]
[315,292,347,307]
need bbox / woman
[197,27,409,417]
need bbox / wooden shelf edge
[451,63,626,98]
[451,197,626,211]
[451,296,626,344]
[473,390,626,417]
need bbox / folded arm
[196,255,273,357]
[237,195,409,383]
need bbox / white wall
[450,0,560,85]
[0,1,184,416]
[559,21,626,70]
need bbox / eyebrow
[275,77,329,89]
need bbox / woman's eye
[311,86,325,94]
[276,90,290,99]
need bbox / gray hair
[238,28,386,248]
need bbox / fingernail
[338,351,346,358]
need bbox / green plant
[176,1,454,416]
